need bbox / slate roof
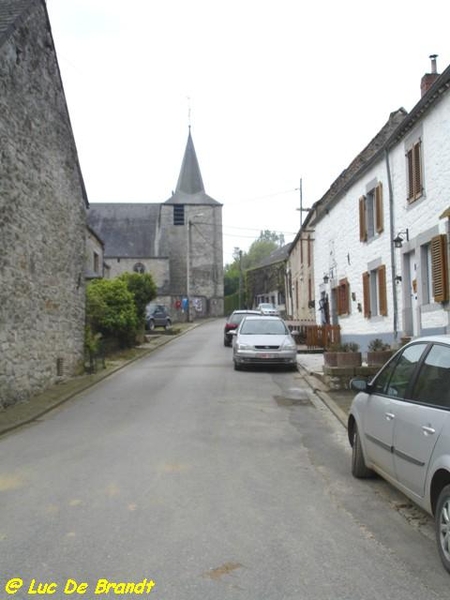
[165,129,221,206]
[0,0,37,47]
[250,243,292,271]
[87,204,162,258]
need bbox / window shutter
[359,196,367,242]
[413,141,422,199]
[407,141,423,202]
[363,272,370,318]
[375,183,384,233]
[338,278,349,315]
[407,148,414,201]
[378,264,388,316]
[431,234,448,303]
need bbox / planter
[367,350,393,367]
[324,352,338,367]
[336,352,362,367]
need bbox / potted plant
[324,342,341,367]
[336,342,362,367]
[367,338,393,366]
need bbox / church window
[133,262,145,274]
[173,205,185,226]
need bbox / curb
[296,363,348,429]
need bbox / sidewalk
[296,352,354,428]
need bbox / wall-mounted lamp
[323,274,329,284]
[394,275,402,284]
[393,228,409,248]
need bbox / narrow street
[1,320,449,599]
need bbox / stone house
[246,244,291,315]
[300,56,450,351]
[87,129,224,320]
[0,0,88,408]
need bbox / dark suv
[145,304,172,331]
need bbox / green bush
[118,272,157,325]
[86,278,138,348]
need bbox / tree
[224,232,285,297]
[86,278,138,348]
[118,272,157,325]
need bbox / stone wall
[0,2,87,408]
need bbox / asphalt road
[1,320,449,599]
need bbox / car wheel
[351,425,374,479]
[164,319,172,330]
[436,484,450,573]
[148,319,155,331]
[234,360,242,371]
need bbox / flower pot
[367,350,393,367]
[324,352,338,367]
[336,352,362,367]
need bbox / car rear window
[241,319,287,335]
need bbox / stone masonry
[0,1,88,408]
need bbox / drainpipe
[385,147,399,341]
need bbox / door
[362,342,428,479]
[393,343,450,497]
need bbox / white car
[256,302,279,316]
[232,315,297,371]
[348,335,450,573]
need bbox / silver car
[348,335,450,573]
[232,315,297,371]
[257,302,280,316]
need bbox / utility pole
[238,249,243,309]
[295,177,311,227]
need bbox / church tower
[162,129,224,319]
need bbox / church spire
[175,129,205,195]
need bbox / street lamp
[186,212,204,322]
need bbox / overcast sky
[46,0,450,264]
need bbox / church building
[87,130,224,320]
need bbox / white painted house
[305,57,450,351]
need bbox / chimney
[421,54,440,97]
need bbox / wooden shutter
[362,272,370,318]
[338,278,349,315]
[407,148,414,201]
[378,265,388,316]
[413,141,422,199]
[359,196,367,242]
[407,141,423,202]
[431,234,448,303]
[375,183,384,233]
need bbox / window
[93,251,100,274]
[359,183,383,242]
[173,205,185,226]
[421,244,433,304]
[411,344,450,407]
[362,264,387,318]
[406,139,423,202]
[372,343,427,398]
[336,278,350,316]
[133,262,145,274]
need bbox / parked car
[232,315,297,371]
[223,310,261,346]
[145,303,171,330]
[348,335,450,573]
[257,302,280,316]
